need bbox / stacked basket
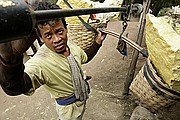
[130,58,180,112]
[67,22,107,51]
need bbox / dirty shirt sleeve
[0,56,33,96]
[85,41,102,62]
[24,61,45,96]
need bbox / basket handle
[63,0,98,34]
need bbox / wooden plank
[123,0,151,95]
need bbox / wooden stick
[123,0,151,95]
[99,28,148,57]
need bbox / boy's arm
[85,29,107,62]
[0,30,37,95]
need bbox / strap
[56,93,77,105]
[56,82,90,105]
[30,44,37,54]
[145,61,180,97]
[117,21,128,57]
[63,0,98,33]
[143,62,180,101]
[67,54,89,101]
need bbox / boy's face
[38,19,68,54]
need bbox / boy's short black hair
[34,1,67,37]
[35,1,67,30]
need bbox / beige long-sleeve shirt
[25,40,88,98]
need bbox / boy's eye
[46,34,52,39]
[57,29,64,34]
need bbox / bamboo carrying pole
[0,0,127,43]
[123,0,151,95]
[99,28,148,57]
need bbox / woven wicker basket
[130,58,180,112]
[67,22,107,51]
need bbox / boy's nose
[53,35,61,43]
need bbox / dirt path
[82,19,146,120]
[0,19,180,120]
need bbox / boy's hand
[95,28,107,45]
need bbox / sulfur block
[56,0,91,24]
[146,14,180,93]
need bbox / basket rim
[143,59,180,101]
[146,59,180,97]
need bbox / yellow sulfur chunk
[146,14,180,93]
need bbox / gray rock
[130,106,158,120]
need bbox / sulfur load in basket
[56,0,108,51]
[56,0,91,24]
[146,14,180,93]
[130,58,180,112]
[67,22,107,51]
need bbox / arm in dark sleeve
[0,56,33,96]
[85,41,102,62]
